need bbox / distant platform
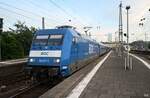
[0,58,27,67]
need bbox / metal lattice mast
[119,2,123,43]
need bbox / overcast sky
[0,0,150,42]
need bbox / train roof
[36,28,99,44]
[36,28,79,37]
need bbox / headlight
[56,59,60,63]
[30,58,33,62]
[54,59,60,63]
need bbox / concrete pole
[145,32,147,50]
[126,6,130,69]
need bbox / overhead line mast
[119,2,123,43]
[117,2,124,56]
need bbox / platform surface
[40,51,150,98]
[77,51,150,98]
[0,58,27,67]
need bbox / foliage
[1,21,37,60]
[148,42,150,49]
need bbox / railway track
[8,77,63,98]
[0,71,31,98]
[0,72,29,85]
[0,69,63,98]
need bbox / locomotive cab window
[33,35,49,46]
[48,34,64,46]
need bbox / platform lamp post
[139,18,148,50]
[126,6,131,70]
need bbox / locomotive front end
[28,34,63,66]
[27,30,65,76]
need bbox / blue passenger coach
[27,26,105,77]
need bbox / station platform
[40,51,150,98]
[0,58,27,67]
[0,58,27,77]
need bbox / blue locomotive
[27,26,109,77]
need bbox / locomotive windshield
[33,35,49,46]
[48,35,64,46]
[33,34,64,46]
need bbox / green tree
[1,21,37,60]
[1,32,24,60]
[148,42,150,49]
[11,21,36,56]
